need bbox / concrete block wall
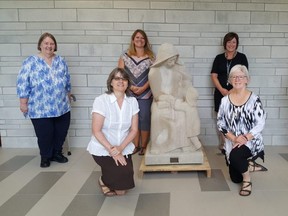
[0,0,287,148]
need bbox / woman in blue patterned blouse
[17,32,71,168]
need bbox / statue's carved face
[165,56,178,68]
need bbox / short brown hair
[106,68,131,96]
[37,32,57,51]
[223,32,239,50]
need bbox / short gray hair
[228,64,250,84]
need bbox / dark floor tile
[18,172,65,194]
[62,171,104,216]
[135,193,170,216]
[0,156,36,171]
[279,153,288,162]
[0,194,43,216]
[198,169,230,191]
[0,171,12,182]
[78,171,101,195]
[62,195,105,216]
[0,171,65,216]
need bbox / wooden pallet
[139,148,211,178]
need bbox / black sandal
[248,160,268,172]
[239,181,252,196]
[138,147,146,156]
[132,147,140,155]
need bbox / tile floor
[0,145,288,216]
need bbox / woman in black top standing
[211,32,248,152]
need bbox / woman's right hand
[130,85,142,95]
[220,88,229,96]
[20,103,28,113]
[19,98,28,114]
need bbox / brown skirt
[92,154,135,190]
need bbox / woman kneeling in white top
[87,67,139,196]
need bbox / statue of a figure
[148,43,202,154]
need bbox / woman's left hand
[112,154,127,166]
[131,85,144,95]
[232,135,247,148]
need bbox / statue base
[144,143,204,165]
[139,144,211,178]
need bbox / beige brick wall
[0,0,287,147]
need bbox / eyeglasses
[231,76,247,80]
[113,77,128,81]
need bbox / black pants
[229,145,252,183]
[31,112,70,158]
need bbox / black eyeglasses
[231,76,247,80]
[113,77,128,81]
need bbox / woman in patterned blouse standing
[118,29,154,155]
[17,32,71,168]
[217,64,267,196]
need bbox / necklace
[225,51,237,85]
[226,60,232,86]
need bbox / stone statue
[148,43,202,154]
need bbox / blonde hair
[127,29,154,59]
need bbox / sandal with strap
[239,181,252,196]
[138,147,146,156]
[132,147,141,155]
[98,177,117,196]
[248,160,268,172]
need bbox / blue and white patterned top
[17,55,71,119]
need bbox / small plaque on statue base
[139,143,211,178]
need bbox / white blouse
[87,93,139,156]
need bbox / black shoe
[132,147,141,155]
[50,152,68,163]
[40,158,50,168]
